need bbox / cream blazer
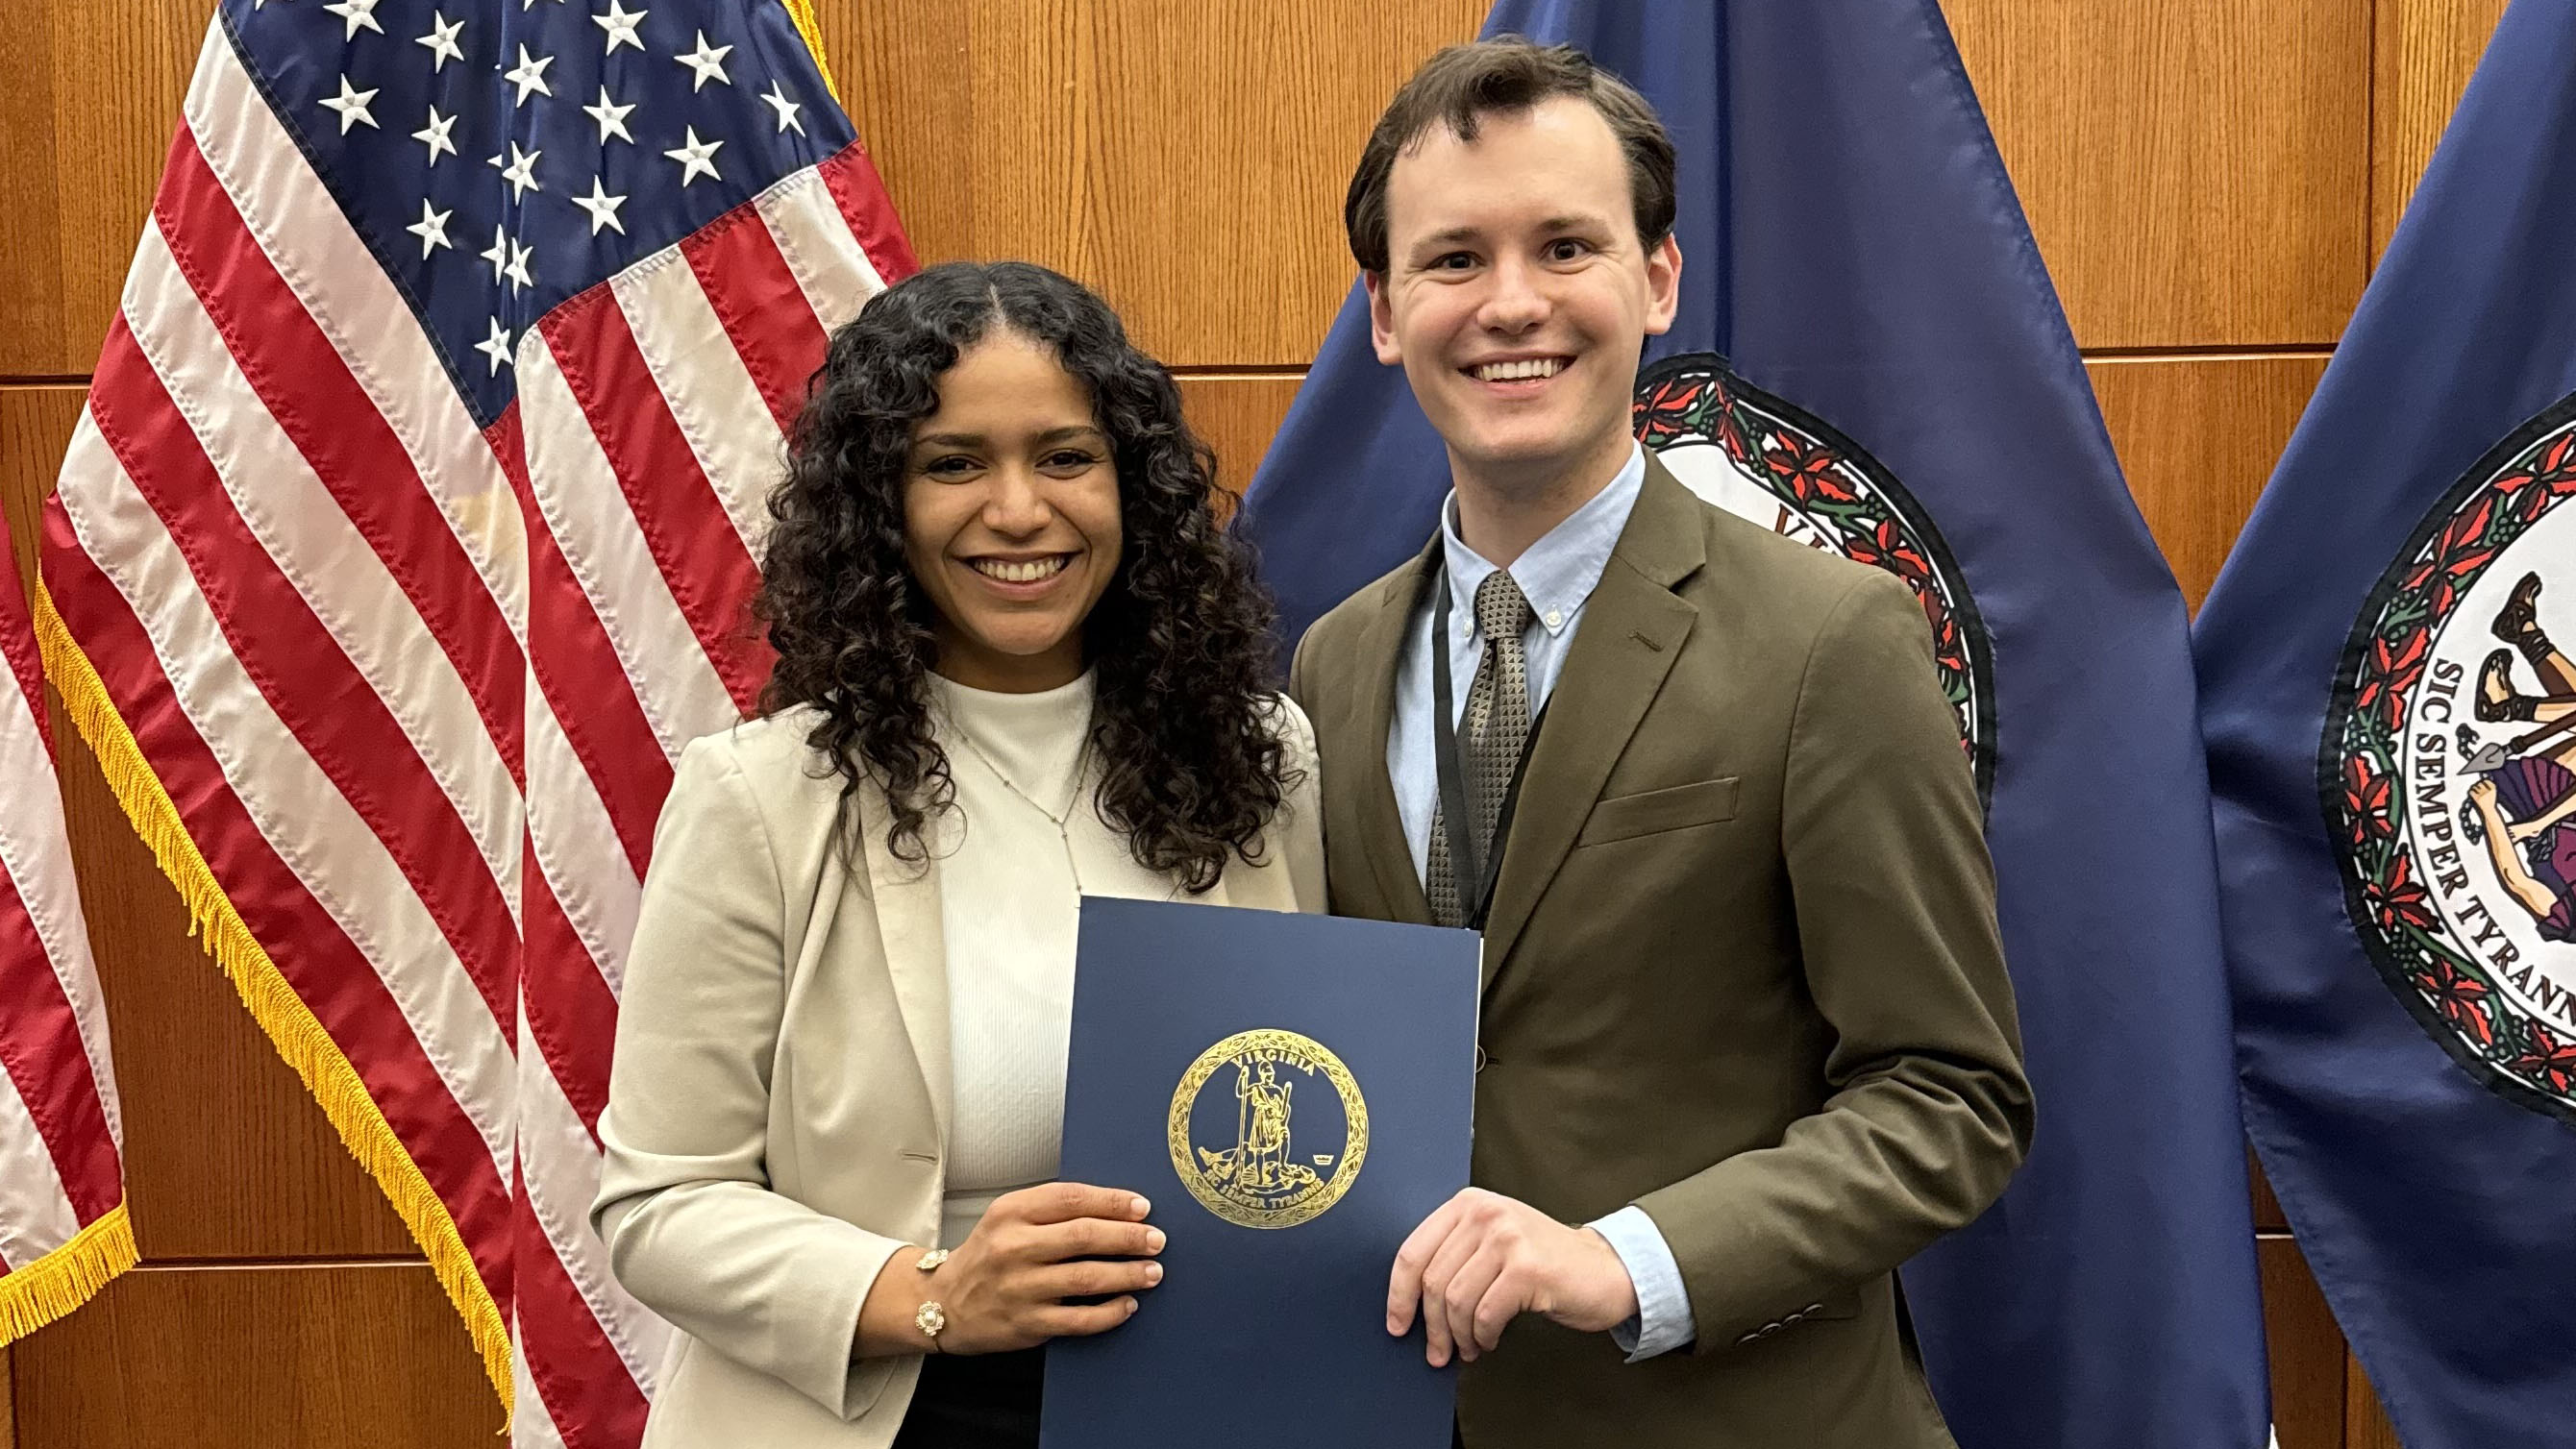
[592,700,1325,1449]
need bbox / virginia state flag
[2195,2,2576,1441]
[1235,3,2270,1446]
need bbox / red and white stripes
[0,541,132,1341]
[36,12,912,1444]
[503,145,911,1449]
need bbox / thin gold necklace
[942,716,1091,888]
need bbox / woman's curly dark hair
[755,260,1295,893]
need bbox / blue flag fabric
[2194,3,2576,1442]
[1234,3,2271,1446]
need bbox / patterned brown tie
[1426,570,1536,928]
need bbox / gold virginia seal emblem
[1168,1028,1368,1229]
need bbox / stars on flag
[664,128,723,186]
[414,106,458,165]
[675,31,732,90]
[476,318,514,376]
[322,0,382,41]
[759,81,803,136]
[236,0,846,415]
[416,12,465,72]
[572,178,629,236]
[321,76,379,134]
[506,44,557,107]
[499,143,544,202]
[584,86,638,145]
[596,1,649,55]
[407,200,455,258]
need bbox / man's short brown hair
[1344,37,1677,275]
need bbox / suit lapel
[1345,547,1438,926]
[859,787,953,1147]
[1480,457,1707,983]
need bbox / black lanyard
[1430,571,1548,932]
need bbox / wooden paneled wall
[0,1,2511,1443]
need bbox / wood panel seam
[2365,0,2386,276]
[2083,345,2337,361]
[1167,363,1315,379]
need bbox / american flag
[35,1,914,1442]
[0,541,131,1343]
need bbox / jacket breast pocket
[1574,776,1740,847]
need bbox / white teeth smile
[969,555,1071,583]
[1474,357,1566,382]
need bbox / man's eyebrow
[1409,225,1485,253]
[1407,214,1614,256]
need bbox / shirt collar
[1437,443,1647,641]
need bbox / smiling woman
[588,260,1325,1449]
[756,259,1300,886]
[897,333,1126,694]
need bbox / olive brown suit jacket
[1286,457,2034,1449]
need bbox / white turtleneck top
[923,672,1320,1248]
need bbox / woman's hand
[857,1184,1164,1358]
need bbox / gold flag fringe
[780,0,842,106]
[31,581,513,1414]
[0,1202,138,1345]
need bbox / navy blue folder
[1040,896,1478,1449]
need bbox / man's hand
[1386,1188,1641,1366]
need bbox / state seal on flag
[1633,355,1994,800]
[2324,390,2576,1121]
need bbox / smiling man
[1284,39,2034,1447]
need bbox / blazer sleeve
[1269,693,1329,914]
[1636,569,2035,1351]
[591,732,912,1419]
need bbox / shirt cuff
[1586,1205,1696,1362]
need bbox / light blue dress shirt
[1385,443,1696,1362]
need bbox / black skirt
[890,1346,1045,1449]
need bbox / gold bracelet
[913,1248,950,1351]
[913,1298,948,1352]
